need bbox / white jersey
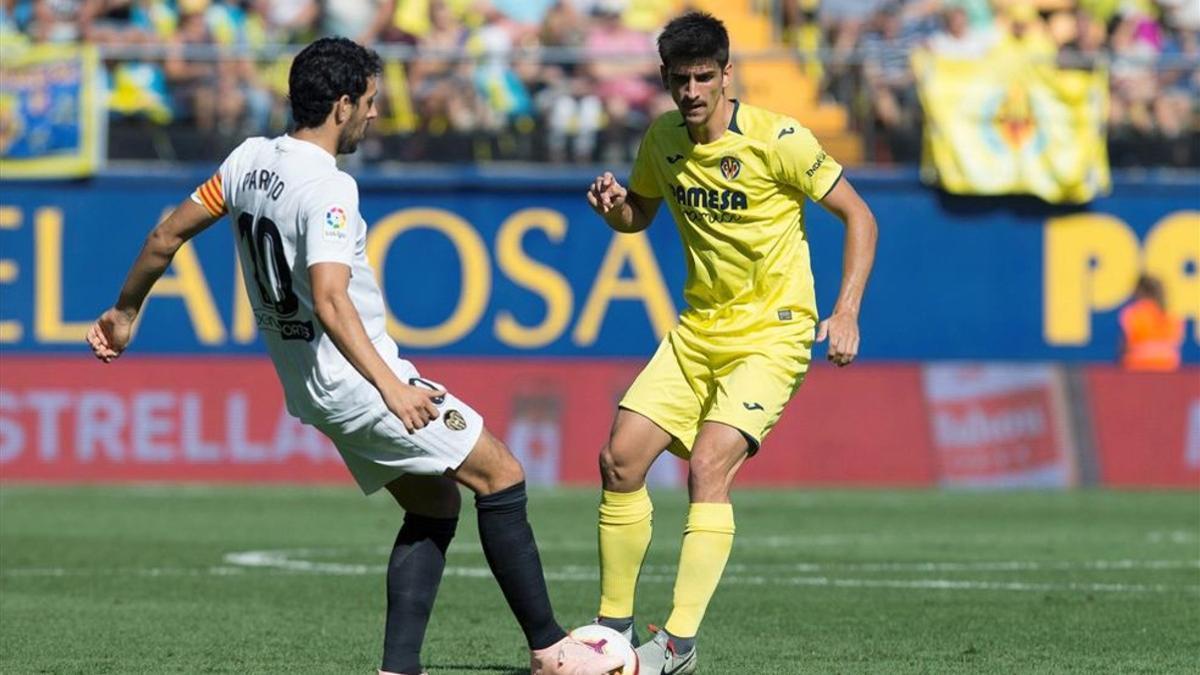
[191,135,393,424]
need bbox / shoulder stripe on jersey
[192,174,226,217]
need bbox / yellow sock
[664,502,735,638]
[597,486,653,619]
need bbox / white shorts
[313,359,484,494]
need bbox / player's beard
[336,119,367,155]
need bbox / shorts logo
[444,409,467,431]
[323,206,348,242]
[666,153,684,164]
[719,156,741,180]
[778,126,796,139]
[778,309,793,321]
[743,402,764,411]
[408,377,446,405]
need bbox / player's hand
[816,311,860,367]
[87,308,136,363]
[382,382,444,434]
[586,172,628,215]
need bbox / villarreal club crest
[719,155,741,181]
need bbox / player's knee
[480,435,526,494]
[495,444,525,487]
[455,431,526,496]
[599,442,641,491]
[687,453,731,498]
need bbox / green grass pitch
[2,485,1197,673]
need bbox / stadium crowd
[788,0,1200,165]
[1,0,1197,166]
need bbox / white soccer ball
[568,624,639,675]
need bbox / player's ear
[722,61,733,91]
[334,94,353,124]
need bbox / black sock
[597,616,634,634]
[475,481,567,650]
[665,628,696,655]
[381,513,457,675]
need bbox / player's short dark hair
[288,37,382,130]
[658,12,730,70]
[1135,274,1165,305]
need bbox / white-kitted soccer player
[86,37,620,675]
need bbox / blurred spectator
[1,0,31,43]
[405,0,485,159]
[1,0,1196,166]
[1108,6,1166,162]
[539,0,601,161]
[407,0,470,95]
[1152,19,1200,165]
[582,0,656,161]
[995,2,1057,59]
[321,0,393,45]
[491,0,557,33]
[780,0,825,81]
[927,3,996,58]
[163,0,219,132]
[1159,0,1200,33]
[254,0,317,43]
[1118,275,1185,372]
[953,0,992,30]
[470,7,534,133]
[29,0,86,42]
[859,1,933,161]
[1057,8,1107,68]
[620,0,677,33]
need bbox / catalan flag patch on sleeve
[190,173,226,217]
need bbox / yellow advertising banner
[913,48,1110,204]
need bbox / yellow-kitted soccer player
[585,12,879,674]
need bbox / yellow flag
[913,48,1111,204]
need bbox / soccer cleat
[531,636,625,675]
[634,628,697,675]
[592,616,641,647]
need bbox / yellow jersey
[628,100,843,336]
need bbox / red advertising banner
[1086,368,1200,488]
[0,357,933,487]
[922,365,1078,488]
[0,357,346,483]
[740,365,935,486]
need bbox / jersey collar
[727,98,742,134]
[280,134,338,167]
[677,98,743,147]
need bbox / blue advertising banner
[0,167,1195,361]
[0,44,104,179]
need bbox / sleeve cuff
[816,167,845,202]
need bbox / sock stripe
[683,502,735,535]
[600,487,653,525]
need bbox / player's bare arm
[816,177,878,367]
[587,171,661,233]
[87,198,219,363]
[309,262,442,433]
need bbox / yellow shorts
[619,321,814,459]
